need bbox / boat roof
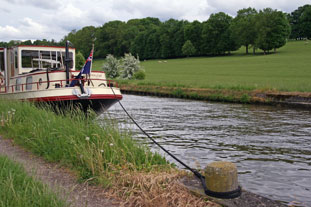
[16,45,75,50]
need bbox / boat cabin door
[0,48,5,87]
[0,48,10,89]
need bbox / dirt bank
[120,84,311,109]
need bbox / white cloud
[0,0,310,42]
[0,18,52,41]
[3,0,63,10]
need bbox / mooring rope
[110,88,242,199]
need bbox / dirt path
[0,136,120,207]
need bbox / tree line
[1,4,310,60]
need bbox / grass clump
[0,100,169,185]
[0,155,67,207]
[0,100,216,207]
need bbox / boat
[0,41,122,112]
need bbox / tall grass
[0,155,67,207]
[0,100,169,186]
[0,100,216,207]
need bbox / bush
[133,70,146,80]
[120,53,143,79]
[102,54,121,78]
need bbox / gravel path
[0,136,120,207]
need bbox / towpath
[0,136,119,207]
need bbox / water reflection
[100,94,311,205]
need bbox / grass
[0,101,169,183]
[92,58,105,71]
[94,41,311,92]
[0,100,216,206]
[0,155,67,207]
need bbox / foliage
[0,155,67,207]
[133,70,146,80]
[75,51,85,70]
[120,53,143,79]
[184,20,202,55]
[102,54,121,78]
[255,8,290,53]
[288,4,311,39]
[231,7,258,54]
[62,26,97,58]
[182,40,196,57]
[201,12,238,55]
[3,4,311,59]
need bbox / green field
[93,41,311,92]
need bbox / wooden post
[204,161,238,193]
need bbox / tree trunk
[253,47,255,55]
[246,45,249,54]
[274,48,276,53]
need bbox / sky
[0,0,310,42]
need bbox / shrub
[120,53,143,79]
[102,54,121,78]
[133,70,146,80]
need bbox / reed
[0,155,67,207]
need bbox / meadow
[94,40,311,92]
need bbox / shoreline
[120,84,311,109]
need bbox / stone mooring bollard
[204,161,238,193]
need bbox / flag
[81,49,93,74]
[69,49,93,87]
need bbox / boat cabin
[0,45,76,93]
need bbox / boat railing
[0,78,119,93]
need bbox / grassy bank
[93,41,311,104]
[0,100,213,206]
[0,155,67,207]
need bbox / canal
[100,94,311,205]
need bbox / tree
[201,12,238,55]
[102,54,120,79]
[182,40,196,57]
[95,21,127,58]
[289,4,311,39]
[231,8,258,54]
[75,51,85,70]
[299,6,311,39]
[255,8,290,54]
[184,21,202,55]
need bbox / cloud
[0,18,54,41]
[1,0,310,42]
[3,0,62,10]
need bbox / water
[100,94,311,205]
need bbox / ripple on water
[102,94,311,205]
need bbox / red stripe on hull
[28,94,123,102]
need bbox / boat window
[26,76,32,90]
[15,78,21,91]
[22,50,39,68]
[57,51,73,69]
[15,50,18,69]
[0,51,4,72]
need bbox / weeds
[0,155,67,207]
[0,100,216,207]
